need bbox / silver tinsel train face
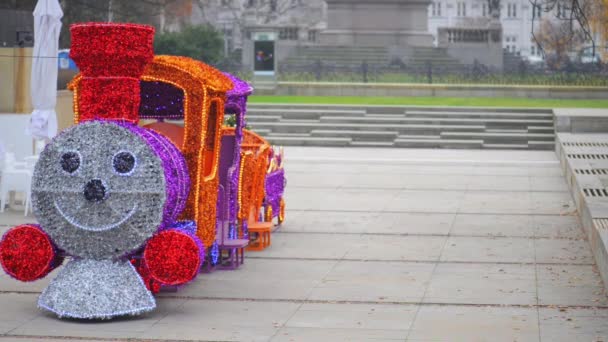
[32,121,167,259]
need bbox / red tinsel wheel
[131,259,162,294]
[143,229,202,286]
[0,225,61,282]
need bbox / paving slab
[281,211,455,235]
[307,261,435,303]
[536,264,608,306]
[466,175,531,191]
[440,236,536,263]
[539,308,608,342]
[450,213,534,237]
[407,305,540,342]
[532,215,585,239]
[534,238,594,265]
[423,263,537,305]
[139,300,300,342]
[165,258,336,301]
[271,327,408,342]
[459,191,532,214]
[283,303,417,331]
[344,235,447,262]
[386,190,465,213]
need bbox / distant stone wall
[272,82,608,99]
[438,27,504,70]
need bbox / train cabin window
[204,99,221,177]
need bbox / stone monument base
[319,29,432,47]
[319,0,433,48]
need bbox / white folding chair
[0,153,33,216]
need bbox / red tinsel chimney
[70,23,155,123]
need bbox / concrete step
[482,143,530,150]
[405,110,554,119]
[485,129,528,133]
[268,132,310,137]
[250,128,271,136]
[249,122,486,134]
[397,134,441,140]
[249,104,553,115]
[310,129,399,141]
[248,108,366,119]
[320,116,553,127]
[264,136,352,147]
[528,141,556,150]
[246,115,282,122]
[351,141,396,147]
[394,138,484,149]
[528,126,555,133]
[441,131,555,143]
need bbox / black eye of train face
[113,151,136,175]
[60,152,80,174]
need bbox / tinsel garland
[140,56,232,248]
[264,168,285,221]
[0,225,63,282]
[70,23,154,123]
[143,223,204,286]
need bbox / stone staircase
[282,46,392,66]
[402,46,464,71]
[503,50,525,71]
[282,45,466,70]
[246,104,555,150]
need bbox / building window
[482,3,487,17]
[308,30,317,42]
[507,3,517,18]
[270,0,277,12]
[532,4,542,19]
[557,3,569,19]
[457,2,466,17]
[431,2,442,17]
[221,0,231,6]
[279,27,299,40]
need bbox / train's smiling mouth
[53,200,138,232]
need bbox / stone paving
[0,147,607,341]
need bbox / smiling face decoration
[32,121,167,259]
[25,120,192,319]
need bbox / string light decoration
[222,73,253,240]
[138,56,231,249]
[264,168,286,224]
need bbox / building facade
[188,0,326,54]
[427,0,567,59]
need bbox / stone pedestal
[319,0,433,47]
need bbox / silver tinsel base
[38,259,156,319]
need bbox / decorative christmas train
[0,22,285,319]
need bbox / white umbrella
[27,0,63,142]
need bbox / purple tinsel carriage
[263,153,286,226]
[214,73,254,269]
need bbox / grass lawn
[249,96,608,108]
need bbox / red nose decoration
[70,23,155,123]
